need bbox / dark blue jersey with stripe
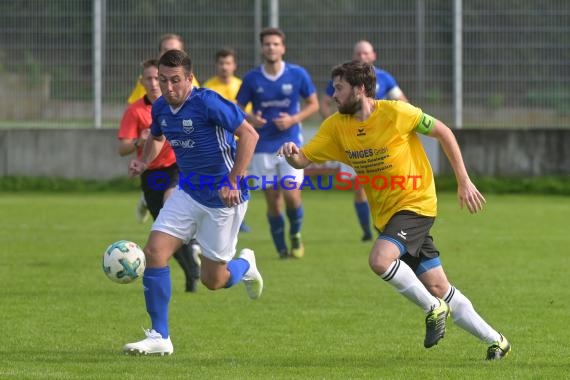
[151,87,247,208]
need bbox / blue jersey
[236,62,316,153]
[326,66,398,100]
[151,88,248,208]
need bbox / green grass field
[1,190,569,379]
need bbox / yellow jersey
[202,75,252,113]
[127,75,200,104]
[301,100,437,231]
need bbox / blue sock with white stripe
[354,201,372,235]
[225,258,250,288]
[286,206,304,236]
[143,267,171,339]
[268,214,287,254]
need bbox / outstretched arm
[428,119,486,213]
[277,142,312,169]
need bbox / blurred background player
[127,33,200,104]
[236,27,319,259]
[320,40,408,242]
[128,33,200,223]
[203,47,252,233]
[117,58,201,292]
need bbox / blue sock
[286,206,304,236]
[354,201,372,235]
[143,267,171,339]
[268,214,287,254]
[224,258,250,288]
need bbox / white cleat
[190,239,202,266]
[123,329,173,356]
[238,249,263,299]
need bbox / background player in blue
[125,50,263,356]
[236,27,319,259]
[320,40,408,242]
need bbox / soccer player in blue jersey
[124,50,262,355]
[320,40,408,242]
[236,27,319,259]
[118,58,201,293]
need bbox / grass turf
[0,190,568,379]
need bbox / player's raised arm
[277,142,312,169]
[427,118,486,213]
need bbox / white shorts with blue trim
[338,162,357,177]
[152,187,247,262]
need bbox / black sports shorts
[379,210,441,275]
[140,164,179,220]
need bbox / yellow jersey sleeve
[301,119,345,164]
[415,113,436,135]
[386,101,423,136]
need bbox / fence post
[416,0,425,103]
[254,0,262,65]
[269,0,279,27]
[453,0,463,129]
[93,0,103,129]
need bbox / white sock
[444,285,501,344]
[381,259,439,313]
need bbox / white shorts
[152,188,247,262]
[338,162,356,177]
[249,153,304,188]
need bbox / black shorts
[379,211,441,275]
[140,164,179,220]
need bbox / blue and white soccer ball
[102,240,146,284]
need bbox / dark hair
[215,47,236,61]
[259,27,286,44]
[158,49,193,74]
[158,33,185,52]
[331,60,376,97]
[140,58,158,73]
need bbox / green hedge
[0,176,139,192]
[435,175,570,195]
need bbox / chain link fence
[1,0,568,128]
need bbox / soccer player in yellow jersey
[203,47,252,232]
[320,40,409,242]
[203,48,250,110]
[127,33,199,104]
[278,60,510,360]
